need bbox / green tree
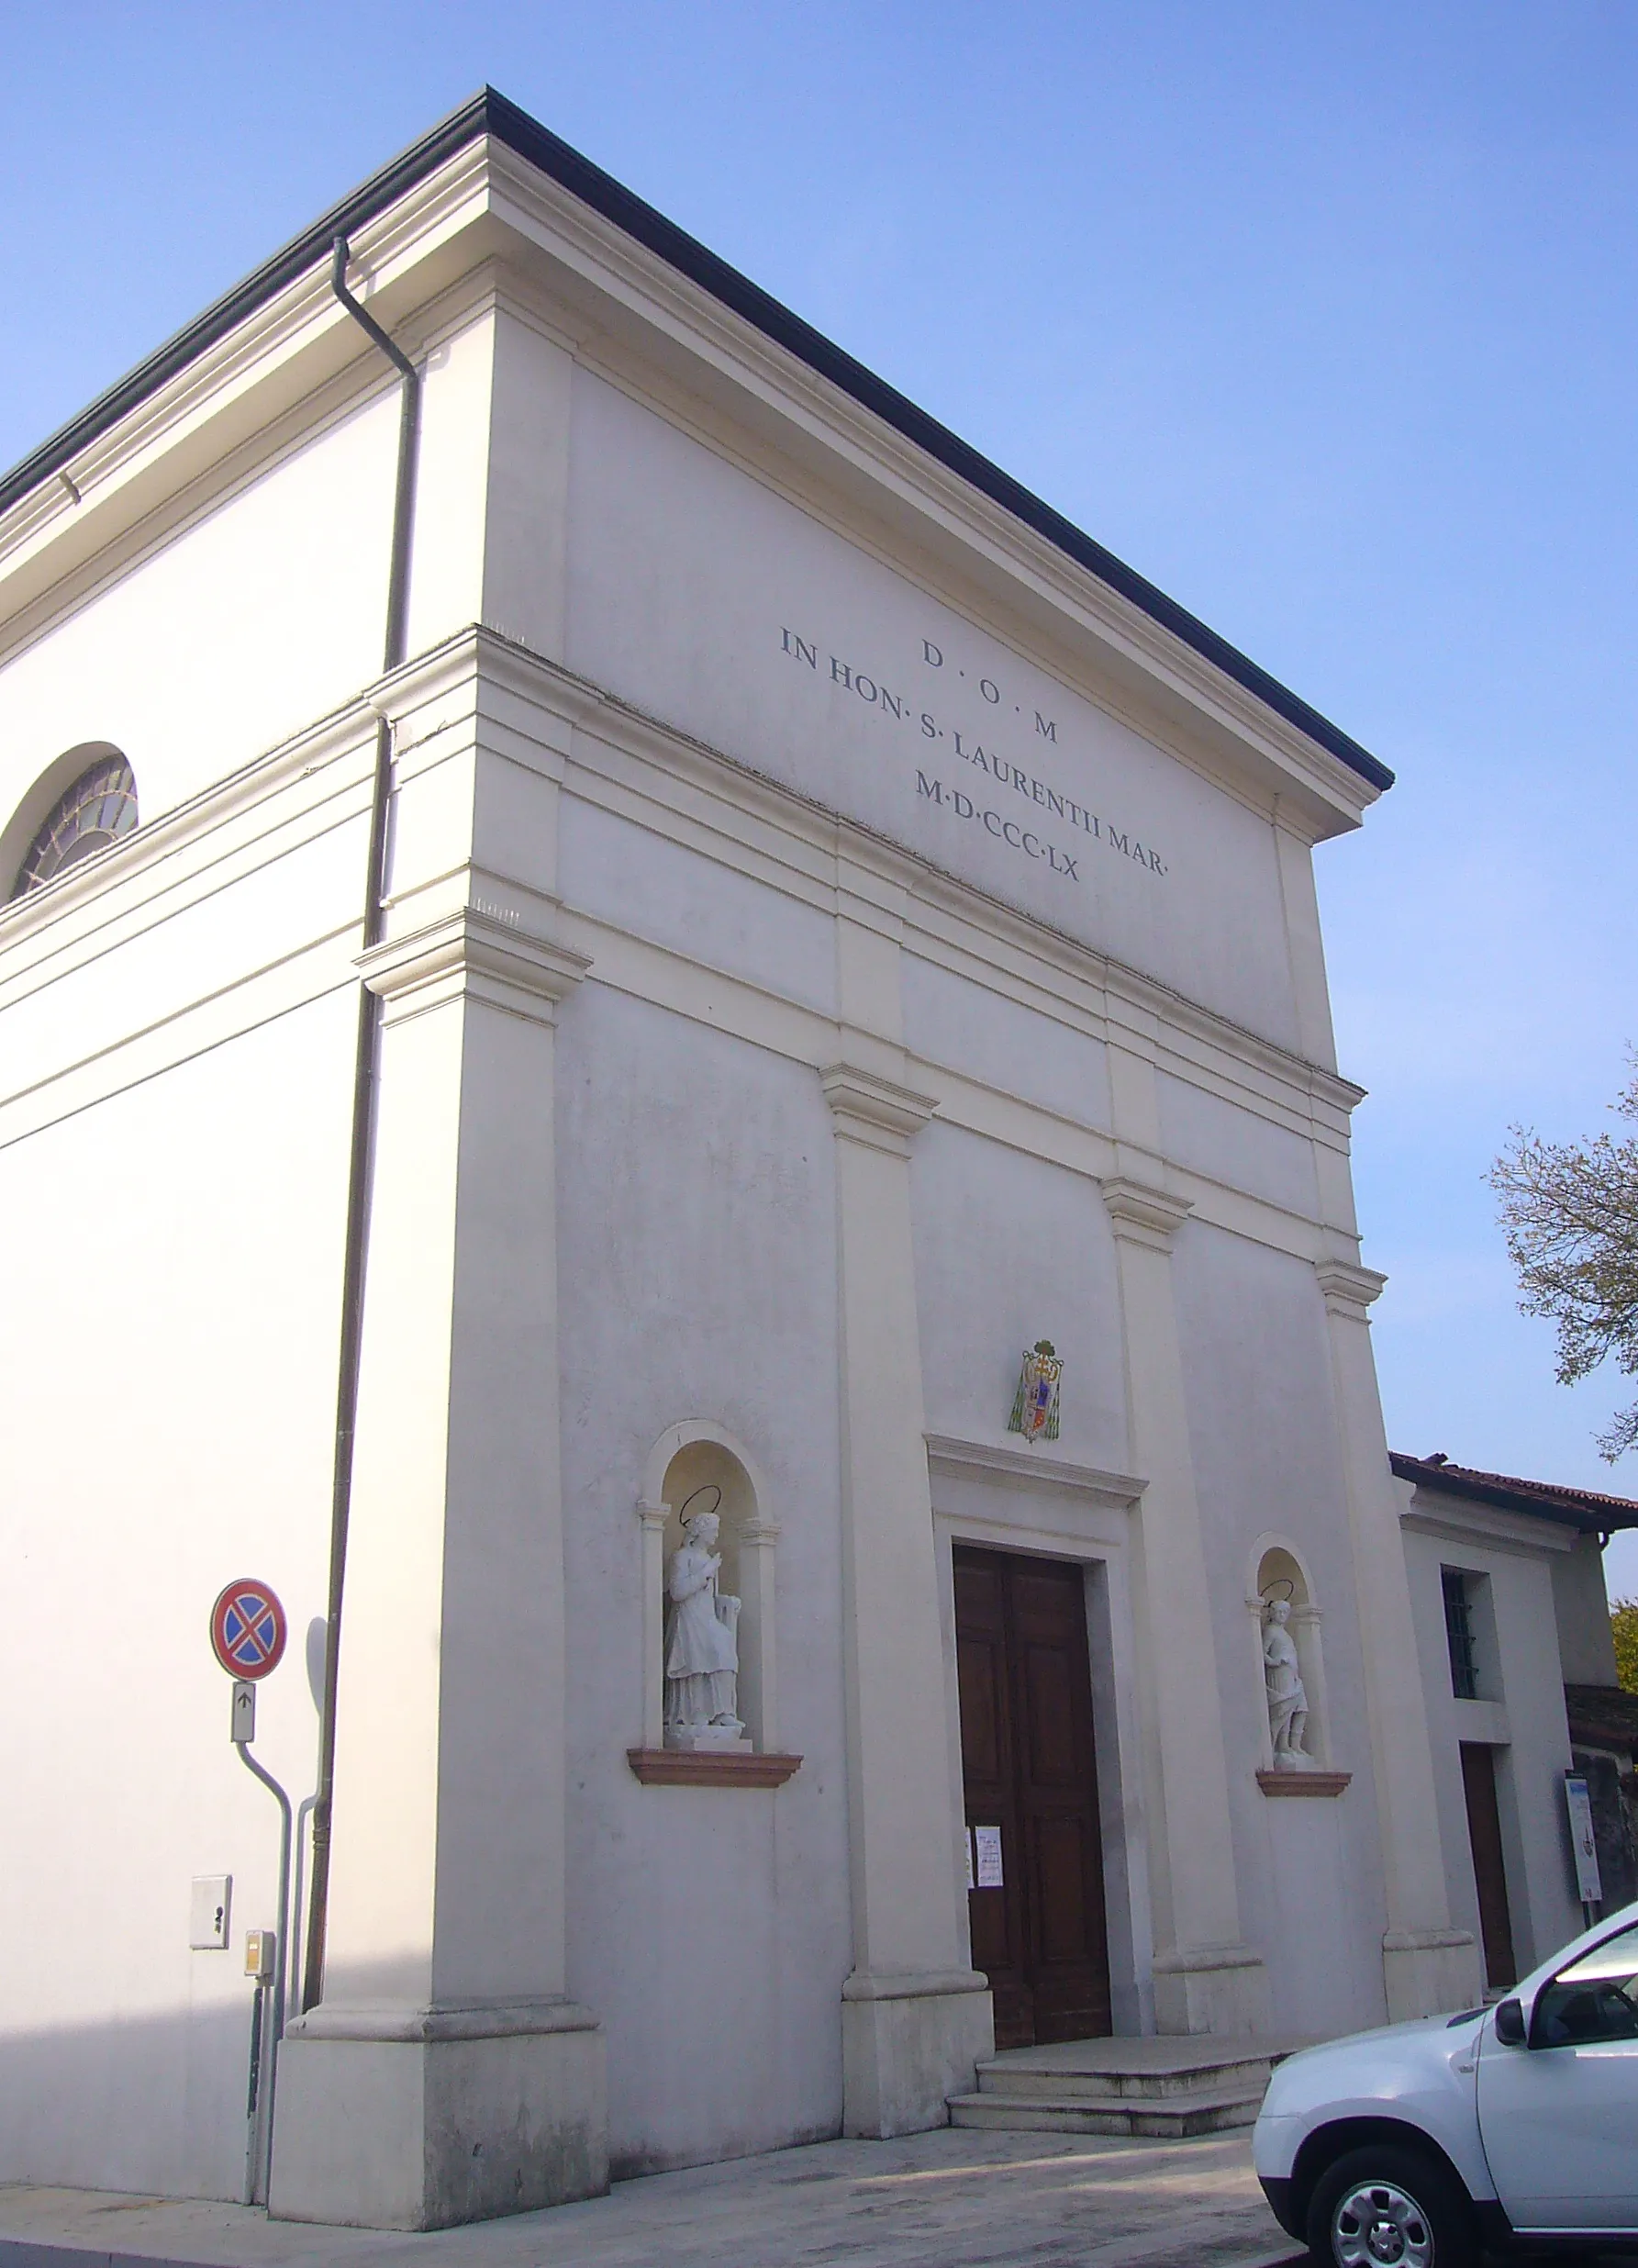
[1489,1058,1638,1463]
[1611,1600,1638,1696]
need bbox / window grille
[1443,1567,1478,1700]
[10,754,138,899]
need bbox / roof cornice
[1390,1449,1638,1534]
[1,86,1391,799]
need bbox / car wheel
[1306,2143,1476,2268]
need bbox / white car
[1254,1899,1638,2264]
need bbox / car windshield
[1534,1920,1638,2047]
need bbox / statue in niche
[1263,1595,1312,1767]
[663,1491,746,1748]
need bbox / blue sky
[6,5,1636,1574]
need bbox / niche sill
[1257,1768,1352,1798]
[628,1748,802,1789]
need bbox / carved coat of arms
[1008,1339,1062,1443]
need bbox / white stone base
[1383,1927,1483,2021]
[1152,1944,1270,2036]
[269,2000,607,2229]
[841,1969,994,2138]
[664,1723,752,1753]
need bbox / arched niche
[1247,1535,1333,1772]
[636,1421,778,1754]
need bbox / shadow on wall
[0,2002,270,2204]
[0,1996,843,2207]
[0,1943,524,2207]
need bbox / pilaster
[270,676,607,2226]
[1315,1256,1481,2017]
[1101,1173,1268,2035]
[823,1036,993,2133]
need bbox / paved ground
[0,2128,1304,2268]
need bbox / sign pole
[242,1983,264,2207]
[231,1683,292,2199]
[211,1581,294,2206]
[1564,1771,1603,1927]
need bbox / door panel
[953,1553,1028,2041]
[956,1634,1004,1784]
[1022,1647,1077,1782]
[1477,1919,1638,2230]
[1461,1743,1517,1991]
[954,1546,1111,2049]
[1034,1816,1086,1961]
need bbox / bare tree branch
[1488,1057,1638,1463]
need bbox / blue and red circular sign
[209,1579,287,1681]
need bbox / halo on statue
[677,1484,723,1526]
[1260,1579,1295,1605]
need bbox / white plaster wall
[1553,1534,1621,1686]
[0,989,353,2196]
[1403,1514,1582,1978]
[554,987,850,2173]
[909,1122,1129,1474]
[0,290,519,892]
[563,370,1303,1053]
[1156,1070,1319,1217]
[0,398,397,851]
[559,794,836,1017]
[1171,1222,1390,2035]
[902,954,1110,1131]
[0,800,369,1110]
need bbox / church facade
[0,93,1487,2229]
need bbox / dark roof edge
[0,89,496,521]
[1389,1451,1638,1534]
[2,86,1394,796]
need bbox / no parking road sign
[209,1579,287,1681]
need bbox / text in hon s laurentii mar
[779,625,1169,886]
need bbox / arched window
[9,752,138,899]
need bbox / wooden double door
[954,1544,1112,2049]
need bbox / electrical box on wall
[188,1874,232,1950]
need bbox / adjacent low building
[1396,1453,1638,1992]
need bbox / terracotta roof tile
[1390,1451,1638,1531]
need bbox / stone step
[949,2084,1266,2140]
[975,2052,1275,2103]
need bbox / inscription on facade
[779,626,1169,883]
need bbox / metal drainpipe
[301,236,422,2015]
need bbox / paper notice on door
[964,1828,975,1889]
[974,1825,1004,1888]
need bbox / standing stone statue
[663,1503,745,1748]
[1263,1597,1311,1767]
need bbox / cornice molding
[925,1434,1146,1503]
[1398,1499,1576,1557]
[466,628,1365,1116]
[0,618,1368,1255]
[1100,1176,1194,1252]
[359,905,591,1026]
[3,108,1379,838]
[819,1060,939,1154]
[1315,1257,1387,1322]
[0,142,496,623]
[482,143,1382,830]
